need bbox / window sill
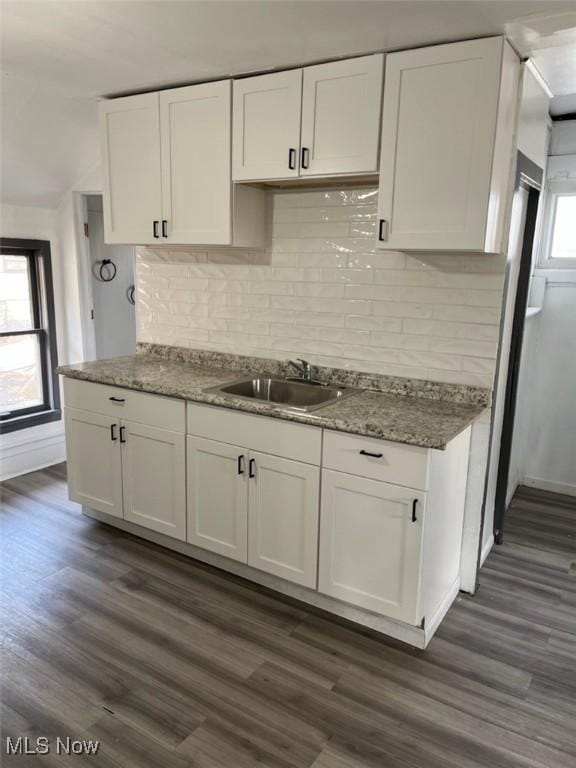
[0,409,62,435]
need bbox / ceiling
[1,0,576,208]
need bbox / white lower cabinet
[187,436,248,561]
[66,408,123,519]
[318,470,425,624]
[64,382,186,541]
[122,421,186,541]
[248,451,319,588]
[185,429,319,588]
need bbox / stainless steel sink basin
[205,377,358,412]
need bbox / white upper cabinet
[377,37,520,253]
[99,84,265,246]
[232,56,383,181]
[160,81,232,244]
[233,70,302,181]
[99,93,162,245]
[300,55,383,176]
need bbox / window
[0,238,61,433]
[539,181,576,268]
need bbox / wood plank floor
[1,465,575,767]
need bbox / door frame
[493,155,542,542]
[479,151,543,557]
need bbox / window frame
[0,238,61,433]
[538,179,576,270]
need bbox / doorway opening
[84,195,136,360]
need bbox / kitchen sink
[205,377,358,412]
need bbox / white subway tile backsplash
[137,186,505,386]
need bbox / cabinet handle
[153,220,159,238]
[249,458,256,479]
[412,498,418,522]
[162,219,168,238]
[359,449,383,459]
[237,454,245,475]
[110,424,117,441]
[120,426,126,444]
[288,148,296,170]
[301,147,310,170]
[109,396,125,403]
[378,219,388,241]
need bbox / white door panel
[233,70,302,181]
[99,93,162,244]
[377,37,505,251]
[319,470,424,624]
[122,421,186,541]
[65,408,123,518]
[187,436,248,562]
[248,451,319,588]
[161,81,232,244]
[300,55,383,176]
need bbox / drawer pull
[359,450,383,459]
[110,424,117,441]
[120,426,126,444]
[412,498,418,522]
[249,458,256,479]
[237,454,245,475]
[109,397,125,403]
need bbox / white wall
[511,120,576,498]
[520,281,576,496]
[0,204,67,479]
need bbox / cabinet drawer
[322,430,429,490]
[187,402,321,465]
[63,378,185,432]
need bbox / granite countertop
[57,348,488,450]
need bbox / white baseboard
[480,534,494,567]
[522,476,576,498]
[0,434,66,481]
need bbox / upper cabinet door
[300,55,384,177]
[160,81,232,244]
[99,93,162,245]
[233,70,302,181]
[377,37,518,252]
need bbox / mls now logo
[5,736,100,755]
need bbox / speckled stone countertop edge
[57,352,488,451]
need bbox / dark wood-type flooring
[1,464,575,767]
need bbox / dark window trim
[0,237,61,434]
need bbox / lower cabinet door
[121,420,186,541]
[65,408,123,518]
[187,436,248,562]
[318,470,424,624]
[248,451,320,588]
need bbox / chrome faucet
[288,358,313,382]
